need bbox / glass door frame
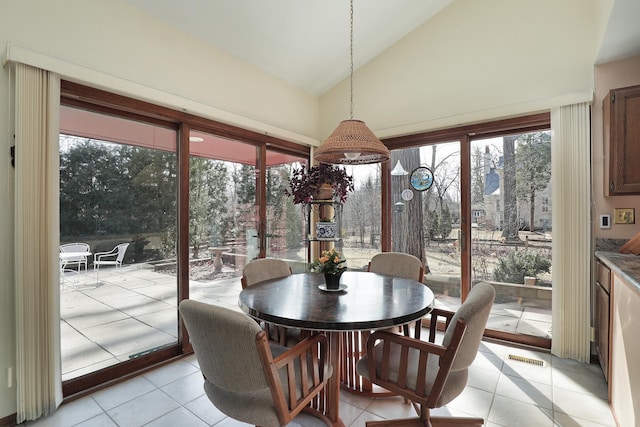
[60,81,310,396]
[382,113,551,349]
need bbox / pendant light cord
[349,0,354,120]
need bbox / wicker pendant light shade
[314,120,390,165]
[313,0,390,165]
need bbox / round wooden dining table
[238,270,434,427]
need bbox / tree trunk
[502,136,519,241]
[392,149,425,265]
[529,189,536,232]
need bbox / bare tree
[391,148,424,264]
[431,152,460,212]
[501,135,520,241]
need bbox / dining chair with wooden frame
[179,300,333,427]
[356,281,495,427]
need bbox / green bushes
[493,250,551,284]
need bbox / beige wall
[320,0,600,138]
[3,0,319,143]
[593,55,640,240]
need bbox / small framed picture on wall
[614,208,635,224]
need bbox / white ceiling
[123,0,453,95]
[125,0,639,96]
[596,0,640,65]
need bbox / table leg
[326,331,346,427]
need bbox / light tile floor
[34,331,615,426]
[51,266,613,426]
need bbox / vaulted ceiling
[124,0,640,96]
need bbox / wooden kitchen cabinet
[594,259,611,381]
[604,84,640,195]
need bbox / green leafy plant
[131,234,150,262]
[285,164,354,204]
[493,250,551,284]
[310,248,347,275]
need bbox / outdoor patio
[60,263,552,382]
[60,264,243,381]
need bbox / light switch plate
[600,214,611,229]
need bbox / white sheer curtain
[13,62,62,422]
[550,102,591,362]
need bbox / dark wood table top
[238,271,434,331]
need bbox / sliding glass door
[59,105,178,382]
[390,142,463,313]
[187,130,259,302]
[265,151,308,271]
[470,132,552,339]
[385,115,552,346]
[59,81,312,396]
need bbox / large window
[265,152,309,271]
[385,114,551,347]
[341,164,382,270]
[470,132,552,339]
[390,141,462,309]
[59,81,310,395]
[59,105,178,382]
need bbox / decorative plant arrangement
[311,248,347,275]
[285,164,354,204]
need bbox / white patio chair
[94,243,130,282]
[59,242,91,272]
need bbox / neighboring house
[478,146,552,232]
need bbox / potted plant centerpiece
[285,163,354,204]
[311,248,347,290]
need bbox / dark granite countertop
[595,251,640,292]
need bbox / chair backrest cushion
[242,258,291,288]
[442,281,495,371]
[368,252,423,282]
[179,300,269,392]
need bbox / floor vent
[508,354,545,367]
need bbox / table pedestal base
[325,331,346,427]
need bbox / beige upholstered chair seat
[180,300,332,427]
[205,342,333,426]
[356,344,467,408]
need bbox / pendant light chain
[313,0,390,165]
[349,0,354,120]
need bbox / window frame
[60,81,310,396]
[382,113,552,349]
